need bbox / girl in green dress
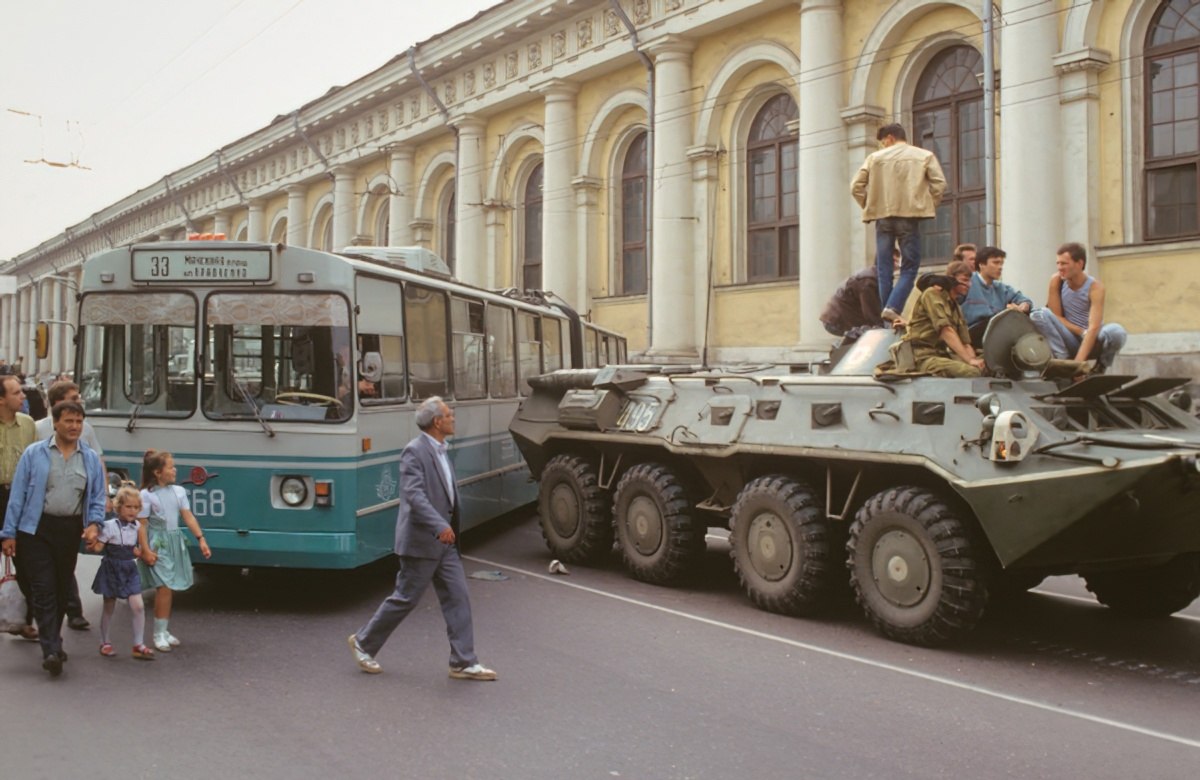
[137,450,212,653]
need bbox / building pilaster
[387,145,415,247]
[536,79,581,306]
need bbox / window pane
[486,304,516,398]
[1148,165,1199,237]
[451,297,486,400]
[780,226,799,277]
[749,148,778,224]
[404,285,448,400]
[543,318,563,372]
[517,312,542,395]
[748,230,777,280]
[622,248,646,295]
[781,141,798,218]
[921,204,953,267]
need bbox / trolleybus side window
[543,316,564,373]
[486,303,517,398]
[451,296,487,400]
[77,292,197,416]
[582,326,599,368]
[202,292,352,422]
[517,311,543,395]
[404,283,449,400]
[354,276,406,404]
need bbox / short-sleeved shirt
[43,441,88,516]
[0,412,36,486]
[139,484,190,531]
[97,517,140,547]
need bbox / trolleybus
[72,239,625,569]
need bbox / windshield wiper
[233,377,274,438]
[125,402,143,433]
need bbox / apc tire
[1084,553,1200,618]
[537,454,613,564]
[613,462,704,585]
[729,476,836,616]
[848,486,987,646]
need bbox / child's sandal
[99,643,115,657]
[132,644,156,660]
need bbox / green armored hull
[510,321,1200,646]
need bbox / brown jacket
[851,142,946,222]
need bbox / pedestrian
[0,400,106,677]
[37,380,106,631]
[0,374,38,641]
[348,396,496,680]
[851,122,947,324]
[89,485,154,660]
[137,449,211,653]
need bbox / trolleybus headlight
[280,477,308,507]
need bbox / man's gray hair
[415,396,447,430]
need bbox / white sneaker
[153,633,172,653]
[449,663,497,681]
[165,632,181,647]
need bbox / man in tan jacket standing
[851,123,947,323]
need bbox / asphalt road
[3,511,1198,780]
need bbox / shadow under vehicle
[509,311,1200,646]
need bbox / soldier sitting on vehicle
[876,260,984,378]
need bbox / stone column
[247,200,267,243]
[17,286,30,372]
[0,297,11,364]
[331,166,357,251]
[798,0,848,347]
[452,117,487,287]
[688,145,721,355]
[1000,0,1065,297]
[484,204,507,289]
[645,36,697,361]
[285,185,307,247]
[573,176,602,309]
[387,146,415,247]
[212,210,231,239]
[56,275,71,372]
[1054,48,1112,256]
[536,79,580,306]
[841,105,886,269]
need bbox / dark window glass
[621,132,648,295]
[746,93,799,281]
[1146,1,1200,239]
[523,164,543,289]
[913,46,986,266]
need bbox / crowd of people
[832,122,1127,378]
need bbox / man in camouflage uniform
[901,260,984,378]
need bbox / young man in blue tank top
[1029,242,1127,371]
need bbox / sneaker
[42,654,63,677]
[880,307,901,323]
[153,633,172,653]
[347,634,381,674]
[67,615,90,630]
[449,663,497,681]
[132,644,156,661]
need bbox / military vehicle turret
[509,312,1200,646]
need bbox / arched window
[620,131,648,295]
[235,225,248,242]
[746,93,799,281]
[913,46,986,264]
[444,189,457,273]
[1145,0,1200,239]
[523,163,544,289]
[374,199,390,245]
[321,214,333,251]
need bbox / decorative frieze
[578,19,592,49]
[506,51,519,79]
[464,70,476,97]
[552,31,566,60]
[483,62,496,88]
[634,0,650,24]
[529,42,542,70]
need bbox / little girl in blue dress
[90,486,154,660]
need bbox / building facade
[3,0,1199,379]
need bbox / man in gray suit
[348,396,496,680]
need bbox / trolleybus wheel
[538,454,613,563]
[612,462,704,585]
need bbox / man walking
[960,246,1033,345]
[1,375,38,640]
[1,401,105,676]
[851,123,947,324]
[348,396,496,680]
[1030,242,1127,372]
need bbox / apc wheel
[537,454,613,564]
[1084,553,1200,618]
[613,463,704,585]
[848,486,987,646]
[729,476,836,616]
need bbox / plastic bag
[0,558,27,632]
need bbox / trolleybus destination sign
[131,248,272,282]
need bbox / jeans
[1029,308,1128,368]
[875,217,921,313]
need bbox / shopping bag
[0,557,27,632]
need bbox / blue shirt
[960,272,1033,328]
[0,437,105,538]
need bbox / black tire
[847,486,988,646]
[729,475,837,616]
[613,462,705,585]
[1084,553,1200,618]
[537,454,613,564]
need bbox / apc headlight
[279,477,308,507]
[976,393,1002,417]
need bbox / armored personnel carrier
[509,312,1200,646]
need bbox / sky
[0,0,499,260]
